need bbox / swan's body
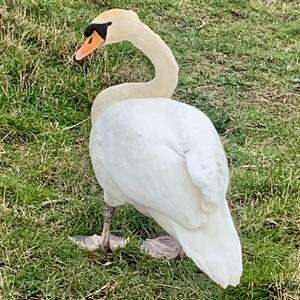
[73,9,242,288]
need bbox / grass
[0,0,299,299]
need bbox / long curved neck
[91,22,179,124]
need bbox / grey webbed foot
[69,234,129,251]
[141,235,184,259]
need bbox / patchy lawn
[0,0,299,299]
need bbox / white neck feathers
[91,21,179,124]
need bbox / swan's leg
[140,236,184,259]
[100,204,115,251]
[69,204,128,251]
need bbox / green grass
[1,0,299,299]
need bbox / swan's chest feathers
[91,98,216,156]
[89,98,222,215]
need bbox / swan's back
[90,98,242,287]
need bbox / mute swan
[71,9,242,288]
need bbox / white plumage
[90,99,242,287]
[73,9,242,288]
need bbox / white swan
[72,9,242,288]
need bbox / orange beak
[73,31,105,61]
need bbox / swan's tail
[153,202,242,288]
[176,202,242,288]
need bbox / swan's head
[74,9,140,61]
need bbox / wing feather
[185,137,229,212]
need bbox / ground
[0,0,299,299]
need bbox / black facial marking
[83,22,112,39]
